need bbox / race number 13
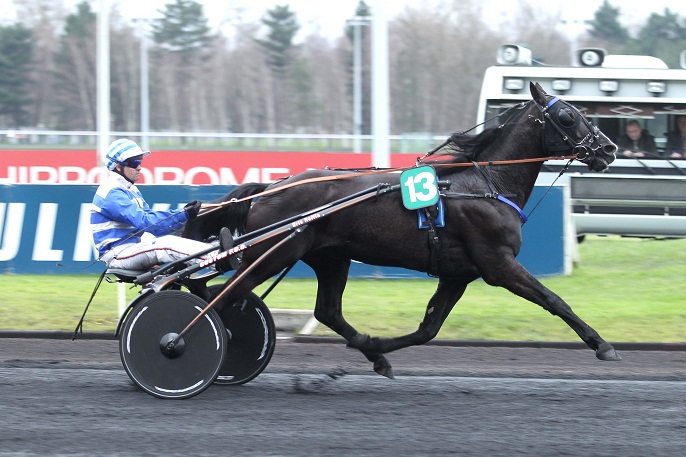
[400,165,439,210]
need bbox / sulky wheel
[207,286,276,385]
[119,290,227,399]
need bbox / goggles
[122,158,142,168]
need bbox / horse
[183,82,621,378]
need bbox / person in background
[616,120,657,158]
[664,115,686,159]
[91,138,228,271]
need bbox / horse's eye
[558,108,575,128]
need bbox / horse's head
[531,82,616,171]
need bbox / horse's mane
[420,126,502,168]
[422,101,531,168]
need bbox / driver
[91,138,225,271]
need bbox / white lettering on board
[138,168,153,183]
[262,168,290,182]
[32,203,63,261]
[30,166,58,183]
[0,166,290,185]
[219,168,239,185]
[184,167,219,184]
[73,203,98,262]
[155,167,184,184]
[0,203,25,261]
[59,166,87,183]
[241,168,261,183]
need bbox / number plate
[400,165,439,210]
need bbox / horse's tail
[182,182,269,241]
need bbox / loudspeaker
[497,45,532,66]
[576,48,606,67]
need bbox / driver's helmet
[105,139,151,170]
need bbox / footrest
[105,268,148,283]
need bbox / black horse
[184,83,621,377]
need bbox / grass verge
[0,236,684,342]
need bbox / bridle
[535,96,605,164]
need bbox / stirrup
[218,227,241,271]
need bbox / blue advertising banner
[0,185,567,278]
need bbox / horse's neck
[489,162,542,208]
[481,135,545,208]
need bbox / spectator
[664,115,686,159]
[616,120,657,158]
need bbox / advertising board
[0,184,568,278]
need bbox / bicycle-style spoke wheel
[119,290,227,399]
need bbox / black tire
[207,285,276,385]
[119,290,227,399]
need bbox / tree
[151,0,212,58]
[108,16,141,132]
[150,0,214,131]
[630,9,686,68]
[52,1,97,130]
[255,5,300,131]
[14,0,63,128]
[587,0,630,48]
[0,24,34,127]
[390,1,497,134]
[256,5,299,74]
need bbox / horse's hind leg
[482,259,621,361]
[313,266,470,378]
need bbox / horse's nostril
[604,144,617,154]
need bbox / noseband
[536,97,603,163]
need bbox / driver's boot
[216,227,241,272]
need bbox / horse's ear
[530,82,548,106]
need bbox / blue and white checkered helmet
[105,139,151,170]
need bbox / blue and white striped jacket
[90,172,189,257]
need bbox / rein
[199,154,576,217]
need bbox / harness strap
[442,192,527,223]
[422,205,441,277]
[471,161,527,223]
[443,192,517,199]
[496,195,528,223]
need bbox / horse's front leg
[348,278,469,351]
[308,257,397,377]
[482,257,621,361]
[344,279,469,378]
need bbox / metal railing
[0,130,444,154]
[571,175,686,238]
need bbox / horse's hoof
[596,342,622,361]
[373,357,394,379]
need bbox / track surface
[1,338,685,456]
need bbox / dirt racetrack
[0,337,685,456]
